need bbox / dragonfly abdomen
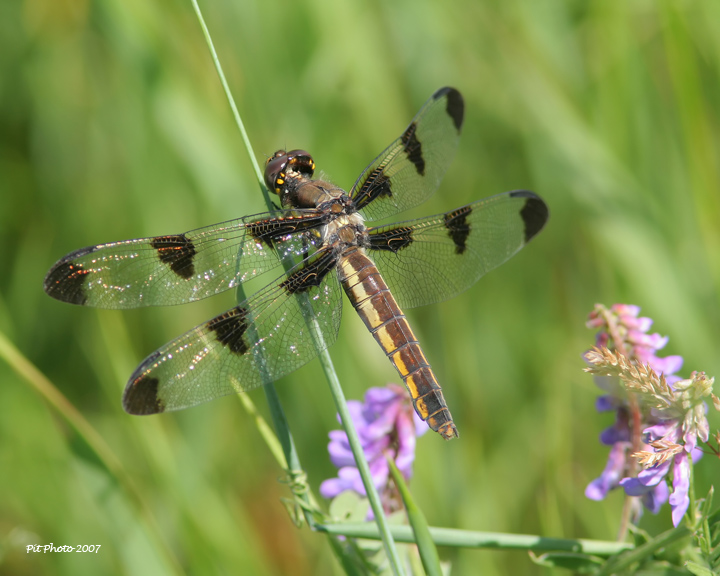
[338,248,459,440]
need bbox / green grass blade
[387,457,442,576]
[188,1,403,571]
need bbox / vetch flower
[618,465,670,515]
[320,384,427,515]
[622,369,713,525]
[586,304,683,385]
[584,304,684,520]
[668,452,690,527]
[586,346,717,526]
[585,442,631,501]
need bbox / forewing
[43,209,327,309]
[123,248,343,414]
[350,87,464,222]
[366,191,549,309]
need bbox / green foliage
[530,551,605,573]
[388,458,442,576]
[2,1,720,574]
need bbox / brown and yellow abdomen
[338,247,458,439]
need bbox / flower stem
[598,304,641,540]
[318,350,405,574]
[315,522,634,555]
[188,1,403,572]
[188,0,266,195]
[189,0,310,494]
[188,0,322,527]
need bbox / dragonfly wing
[366,190,549,309]
[123,248,343,413]
[44,209,327,309]
[350,87,464,222]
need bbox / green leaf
[685,560,714,576]
[329,490,372,523]
[529,552,604,572]
[629,524,653,547]
[634,563,699,576]
[699,486,714,520]
[707,506,720,529]
[387,458,443,576]
[326,534,380,576]
[596,526,693,576]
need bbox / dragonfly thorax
[278,176,350,210]
[323,211,366,247]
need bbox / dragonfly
[44,87,548,440]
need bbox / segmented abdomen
[338,247,458,439]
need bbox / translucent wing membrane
[351,87,465,222]
[43,209,326,309]
[366,190,549,309]
[123,248,343,414]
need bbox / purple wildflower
[585,442,630,501]
[586,304,683,385]
[585,304,683,519]
[621,374,710,526]
[669,452,690,527]
[320,384,427,515]
[585,316,717,527]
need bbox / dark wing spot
[280,250,337,295]
[44,252,93,305]
[401,122,425,176]
[354,167,393,211]
[123,371,164,415]
[434,87,464,133]
[510,190,549,243]
[444,205,472,255]
[150,234,197,279]
[207,306,250,355]
[368,226,414,253]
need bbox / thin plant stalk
[316,346,406,573]
[188,1,403,572]
[598,305,641,541]
[315,522,635,556]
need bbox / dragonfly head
[264,149,315,195]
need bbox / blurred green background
[2,0,719,574]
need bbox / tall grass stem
[188,0,403,571]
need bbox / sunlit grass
[2,1,720,574]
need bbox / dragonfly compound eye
[263,149,315,194]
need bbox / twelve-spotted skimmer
[44,87,548,440]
